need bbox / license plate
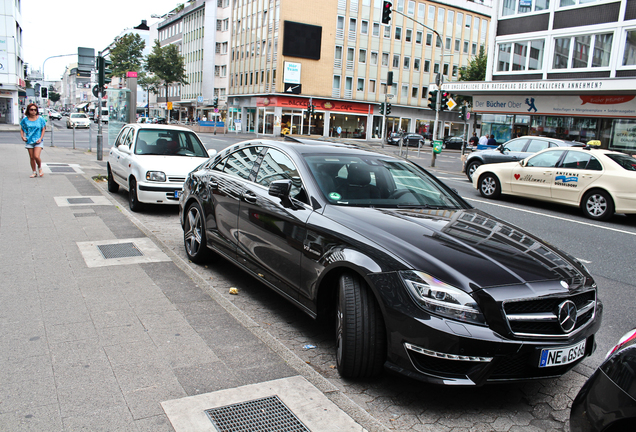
[174,190,180,198]
[539,340,586,367]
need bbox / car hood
[323,206,585,291]
[134,155,208,176]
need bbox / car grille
[489,351,584,380]
[503,290,596,338]
[168,176,186,183]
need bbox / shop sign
[256,96,369,114]
[611,121,636,150]
[443,79,636,93]
[283,62,301,84]
[473,94,636,118]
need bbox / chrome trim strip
[578,300,594,316]
[404,343,493,362]
[507,313,556,322]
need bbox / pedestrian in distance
[487,134,498,147]
[469,132,479,147]
[479,134,488,146]
[20,103,47,178]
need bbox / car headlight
[401,271,486,325]
[146,171,166,182]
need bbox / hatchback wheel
[336,273,386,378]
[128,178,144,212]
[582,190,613,221]
[184,202,209,263]
[107,165,119,193]
[479,173,501,199]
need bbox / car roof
[124,123,194,132]
[509,135,582,145]
[225,138,401,159]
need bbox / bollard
[72,123,76,150]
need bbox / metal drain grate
[67,198,95,204]
[50,167,76,173]
[205,396,310,432]
[47,163,69,167]
[97,242,144,259]
[74,213,97,217]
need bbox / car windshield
[605,153,636,171]
[304,154,464,209]
[71,114,87,119]
[134,129,208,157]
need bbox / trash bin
[433,140,443,154]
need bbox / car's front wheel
[478,173,501,199]
[183,202,210,263]
[336,273,386,378]
[466,161,482,182]
[581,189,614,221]
[107,165,119,193]
[128,177,144,212]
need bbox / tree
[109,33,146,78]
[48,85,60,103]
[145,40,188,107]
[456,45,488,107]
[138,73,162,117]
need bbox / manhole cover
[205,396,310,432]
[67,198,94,204]
[97,242,144,259]
[74,213,97,217]
[47,163,69,167]
[50,167,76,173]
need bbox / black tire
[128,177,144,212]
[336,273,386,378]
[478,173,501,199]
[107,165,119,193]
[581,190,614,221]
[183,201,210,263]
[466,161,482,182]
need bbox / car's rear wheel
[466,161,482,182]
[128,177,144,212]
[581,190,614,221]
[107,165,119,193]
[336,273,386,378]
[183,201,210,263]
[479,173,501,199]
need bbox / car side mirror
[519,159,526,167]
[499,145,506,153]
[269,179,299,209]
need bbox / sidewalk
[0,143,385,431]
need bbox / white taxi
[472,145,636,221]
[107,124,215,212]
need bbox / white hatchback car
[107,124,215,211]
[66,113,91,129]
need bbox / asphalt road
[5,129,635,431]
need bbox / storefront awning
[76,103,88,109]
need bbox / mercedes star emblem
[557,300,578,333]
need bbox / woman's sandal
[30,171,37,178]
[38,168,44,177]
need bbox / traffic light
[459,105,467,121]
[97,56,112,91]
[386,103,392,115]
[382,1,392,25]
[41,87,48,99]
[440,92,449,111]
[379,103,384,115]
[427,90,438,111]
[213,97,218,108]
[387,71,394,87]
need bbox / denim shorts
[25,142,43,149]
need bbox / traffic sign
[446,97,457,110]
[167,102,173,110]
[284,83,302,94]
[197,96,204,103]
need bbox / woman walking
[20,103,47,177]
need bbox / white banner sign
[283,62,301,85]
[473,95,636,118]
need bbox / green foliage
[109,33,146,78]
[138,73,162,95]
[146,40,188,102]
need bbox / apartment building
[156,0,230,122]
[445,0,636,153]
[0,0,27,124]
[228,0,491,138]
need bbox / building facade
[0,0,27,124]
[227,0,491,138]
[445,0,636,154]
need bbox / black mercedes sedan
[179,139,602,385]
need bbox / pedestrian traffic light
[459,105,467,120]
[440,92,449,111]
[386,103,392,115]
[213,97,218,108]
[41,87,48,99]
[97,56,112,91]
[382,1,393,25]
[379,103,384,115]
[427,90,438,111]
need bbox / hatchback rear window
[606,153,636,171]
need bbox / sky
[21,0,183,81]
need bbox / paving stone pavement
[1,142,598,431]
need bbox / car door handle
[241,191,258,203]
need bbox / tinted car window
[526,139,550,153]
[526,149,565,168]
[561,151,593,170]
[115,127,130,147]
[586,156,602,171]
[256,149,307,203]
[214,146,263,180]
[122,129,134,148]
[135,129,208,156]
[503,139,527,152]
[606,153,636,171]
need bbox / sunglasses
[29,108,37,111]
